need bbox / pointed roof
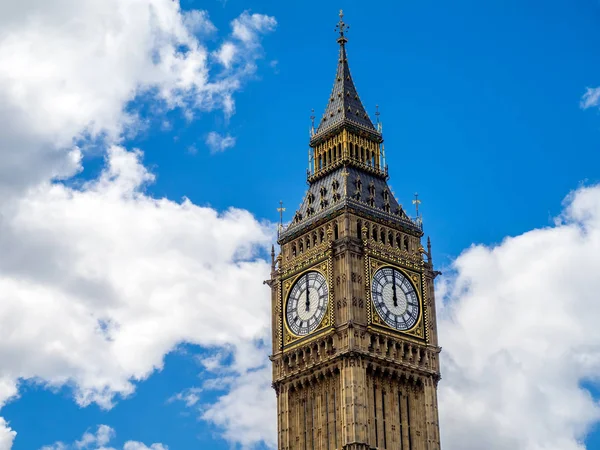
[311,13,380,143]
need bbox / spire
[271,244,276,272]
[427,236,432,264]
[312,11,379,141]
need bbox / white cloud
[173,343,276,449]
[206,131,237,154]
[0,418,16,450]
[168,387,203,407]
[75,425,114,449]
[202,364,275,449]
[232,12,277,46]
[437,184,600,450]
[0,2,278,448]
[215,42,238,69]
[41,425,167,450]
[0,0,275,198]
[123,444,167,450]
[183,10,217,36]
[581,87,600,110]
[0,146,273,413]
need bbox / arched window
[357,220,362,239]
[305,236,310,250]
[318,155,323,170]
[396,234,401,248]
[292,243,297,257]
[373,227,378,242]
[334,222,339,240]
[381,229,386,245]
[328,149,332,166]
[361,147,365,161]
[388,231,393,246]
[403,235,409,251]
[319,229,325,243]
[299,240,303,253]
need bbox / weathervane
[412,192,421,217]
[335,9,349,43]
[375,104,382,133]
[277,200,286,229]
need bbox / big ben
[268,11,442,450]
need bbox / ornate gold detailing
[365,256,427,341]
[281,257,334,347]
[367,239,423,269]
[281,240,329,278]
[421,270,431,344]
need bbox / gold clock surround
[281,258,334,348]
[366,257,427,342]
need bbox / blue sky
[1,0,600,449]
[135,0,600,259]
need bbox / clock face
[371,267,420,331]
[286,271,329,336]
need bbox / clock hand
[392,270,398,307]
[305,275,310,312]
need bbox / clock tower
[268,12,442,450]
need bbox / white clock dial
[371,267,419,331]
[286,271,329,336]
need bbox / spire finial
[413,192,421,217]
[335,10,349,44]
[277,201,286,236]
[310,109,315,136]
[277,201,286,226]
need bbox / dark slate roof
[313,42,379,139]
[279,166,421,242]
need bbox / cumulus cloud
[0,0,276,198]
[0,146,273,414]
[0,1,278,447]
[581,87,600,110]
[206,131,237,154]
[437,184,600,450]
[215,42,238,69]
[202,364,275,449]
[0,419,15,450]
[40,424,167,450]
[214,12,276,71]
[171,342,275,449]
[232,12,277,46]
